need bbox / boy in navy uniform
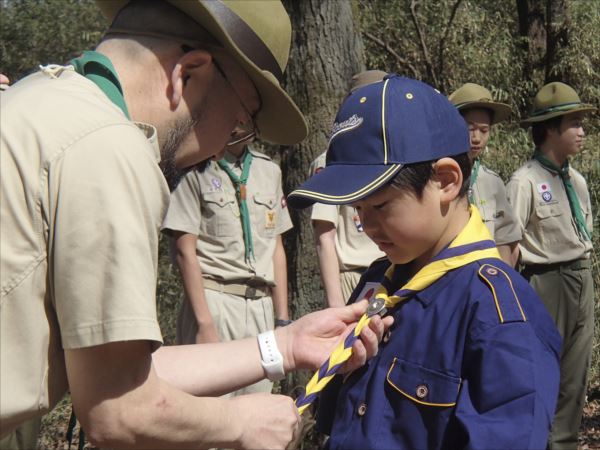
[288,75,561,449]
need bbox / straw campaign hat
[97,0,308,145]
[449,83,512,125]
[520,81,597,127]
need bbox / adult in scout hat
[162,131,293,399]
[507,81,597,449]
[0,1,389,448]
[310,70,387,308]
[449,83,522,266]
[288,75,560,449]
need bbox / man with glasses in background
[162,129,292,397]
[0,1,391,448]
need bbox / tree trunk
[516,0,570,103]
[278,0,365,397]
[545,0,570,83]
[517,0,547,88]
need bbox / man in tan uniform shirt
[0,1,390,448]
[449,83,522,266]
[311,70,386,307]
[163,140,292,395]
[507,82,596,450]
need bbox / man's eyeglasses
[180,45,259,147]
[211,60,259,147]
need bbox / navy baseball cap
[287,75,470,209]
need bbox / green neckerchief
[533,151,591,241]
[218,150,255,262]
[468,158,481,204]
[70,50,130,119]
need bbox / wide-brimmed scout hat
[96,0,308,145]
[287,75,470,209]
[448,83,512,125]
[520,82,597,127]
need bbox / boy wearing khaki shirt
[506,82,596,450]
[310,151,385,307]
[311,70,387,307]
[449,83,522,266]
[162,140,292,395]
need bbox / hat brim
[287,163,403,209]
[520,104,597,127]
[455,101,512,125]
[97,0,308,145]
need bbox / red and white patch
[354,282,380,302]
[536,182,551,193]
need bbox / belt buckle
[246,286,257,298]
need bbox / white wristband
[257,330,285,381]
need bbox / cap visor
[287,163,403,209]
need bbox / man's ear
[169,49,213,110]
[433,157,463,204]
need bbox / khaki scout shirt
[162,148,292,284]
[309,152,385,271]
[506,158,593,265]
[0,67,167,434]
[471,164,522,246]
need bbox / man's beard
[159,101,212,191]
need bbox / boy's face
[462,108,492,162]
[548,112,586,159]
[351,181,448,266]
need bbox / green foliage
[0,0,107,81]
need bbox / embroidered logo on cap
[329,114,363,143]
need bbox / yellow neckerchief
[295,206,500,415]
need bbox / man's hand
[279,300,394,372]
[195,322,221,344]
[229,393,300,450]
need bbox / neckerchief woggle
[294,206,501,415]
[533,152,591,241]
[217,150,255,262]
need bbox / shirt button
[357,403,367,416]
[416,384,428,399]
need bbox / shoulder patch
[478,264,526,323]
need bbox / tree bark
[279,0,365,397]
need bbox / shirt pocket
[252,194,277,238]
[534,204,565,242]
[386,357,461,407]
[201,191,238,237]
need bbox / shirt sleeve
[274,166,293,235]
[161,170,202,236]
[505,175,532,239]
[51,124,167,350]
[493,178,523,245]
[451,322,559,449]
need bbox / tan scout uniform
[507,160,592,264]
[162,148,292,394]
[471,164,522,245]
[309,152,385,301]
[0,66,167,436]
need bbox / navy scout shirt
[317,257,561,450]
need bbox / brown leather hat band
[204,1,284,83]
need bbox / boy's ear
[433,157,463,204]
[169,49,213,110]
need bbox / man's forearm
[272,236,289,322]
